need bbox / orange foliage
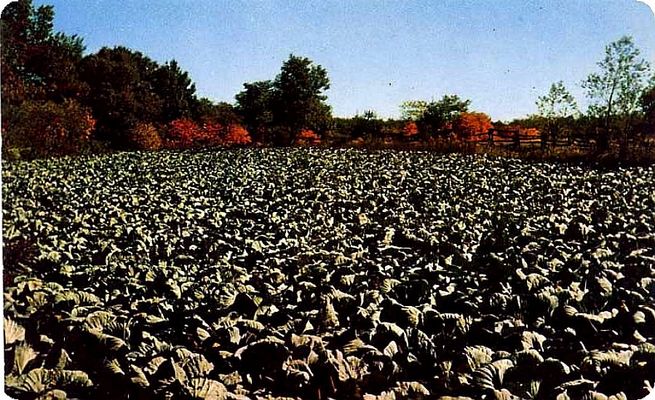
[454,112,493,140]
[403,121,419,138]
[224,124,252,146]
[163,119,251,148]
[295,129,321,146]
[129,122,162,150]
[3,99,95,157]
[523,127,540,137]
[166,118,202,148]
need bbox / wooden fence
[466,129,596,150]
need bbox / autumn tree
[295,129,321,146]
[224,124,252,146]
[401,95,470,138]
[536,81,578,147]
[453,112,493,140]
[582,36,651,150]
[403,121,419,138]
[2,99,95,159]
[128,122,162,150]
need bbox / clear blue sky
[31,0,655,121]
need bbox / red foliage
[201,122,223,146]
[402,121,419,138]
[163,119,251,148]
[454,112,493,140]
[224,124,252,146]
[166,118,202,148]
[295,129,321,146]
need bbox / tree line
[2,0,654,160]
[513,36,654,157]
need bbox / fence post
[513,129,520,149]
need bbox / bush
[2,99,95,159]
[224,124,252,146]
[402,121,419,138]
[128,122,162,150]
[201,122,223,147]
[294,129,320,146]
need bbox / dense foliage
[2,99,95,159]
[2,0,653,160]
[235,55,332,145]
[4,149,655,399]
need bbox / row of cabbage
[3,148,655,399]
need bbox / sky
[26,0,655,121]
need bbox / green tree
[401,95,470,137]
[271,54,331,144]
[235,80,275,143]
[639,75,655,134]
[152,59,198,121]
[582,36,651,150]
[400,100,429,121]
[79,47,164,147]
[195,98,240,126]
[351,110,383,140]
[1,0,86,105]
[536,81,579,147]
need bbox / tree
[195,98,240,126]
[1,0,86,105]
[271,54,331,144]
[400,100,429,121]
[639,75,655,134]
[453,112,493,140]
[582,36,651,150]
[235,80,275,143]
[401,95,470,137]
[79,47,163,147]
[536,81,578,147]
[152,59,198,122]
[423,95,470,136]
[402,121,419,138]
[351,110,383,140]
[2,99,95,159]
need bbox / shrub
[128,123,162,150]
[164,118,202,149]
[294,129,320,146]
[201,122,223,147]
[453,112,493,141]
[2,99,95,159]
[224,124,252,146]
[402,121,419,138]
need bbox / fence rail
[464,130,598,150]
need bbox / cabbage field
[3,148,655,400]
